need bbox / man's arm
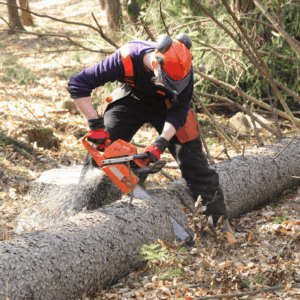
[73,96,98,120]
[160,122,176,141]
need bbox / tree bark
[19,0,33,26]
[7,0,24,31]
[126,0,140,23]
[99,0,105,10]
[104,0,121,38]
[1,137,300,299]
[230,0,254,14]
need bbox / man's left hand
[141,136,169,165]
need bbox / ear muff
[156,34,173,53]
[175,33,192,49]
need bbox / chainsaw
[82,136,193,243]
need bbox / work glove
[87,117,111,151]
[142,136,169,165]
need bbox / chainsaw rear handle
[134,159,167,175]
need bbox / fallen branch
[253,0,300,57]
[0,132,35,160]
[273,78,300,105]
[238,87,263,146]
[91,13,119,49]
[195,283,300,300]
[139,17,156,41]
[191,102,214,164]
[273,134,299,160]
[221,0,298,127]
[0,85,39,122]
[195,47,299,63]
[159,0,170,35]
[191,0,298,126]
[194,69,300,125]
[0,26,113,54]
[0,1,120,49]
[195,91,278,136]
[192,40,246,71]
[193,92,241,153]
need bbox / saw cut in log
[1,137,300,299]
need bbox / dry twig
[159,0,170,35]
[254,0,300,56]
[195,70,300,125]
[238,88,263,146]
[139,17,156,41]
[195,91,278,136]
[220,0,298,127]
[195,283,300,300]
[91,13,120,49]
[0,1,120,49]
[193,92,241,153]
[273,134,300,160]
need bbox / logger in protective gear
[68,33,236,243]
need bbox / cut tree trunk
[1,138,300,299]
[7,0,24,31]
[19,0,33,26]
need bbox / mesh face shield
[155,64,192,102]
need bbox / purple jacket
[67,41,194,130]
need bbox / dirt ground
[0,1,300,299]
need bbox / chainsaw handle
[134,159,167,175]
[132,153,149,160]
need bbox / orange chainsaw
[82,137,166,198]
[82,136,193,243]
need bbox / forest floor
[1,0,300,299]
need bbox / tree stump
[27,128,60,150]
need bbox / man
[67,34,236,243]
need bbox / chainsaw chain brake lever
[134,159,167,175]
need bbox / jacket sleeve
[165,70,194,131]
[67,50,125,99]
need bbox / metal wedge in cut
[131,183,193,242]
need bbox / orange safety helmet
[152,33,193,100]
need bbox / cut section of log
[0,137,300,299]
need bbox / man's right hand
[87,116,111,150]
[87,128,110,150]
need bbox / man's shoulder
[126,40,156,58]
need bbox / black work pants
[83,96,228,220]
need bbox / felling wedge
[82,136,193,242]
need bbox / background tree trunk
[7,0,24,31]
[104,0,121,37]
[1,138,300,299]
[99,0,105,10]
[230,0,254,13]
[19,0,33,26]
[126,0,140,23]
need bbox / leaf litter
[0,1,300,299]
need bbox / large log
[1,138,300,299]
